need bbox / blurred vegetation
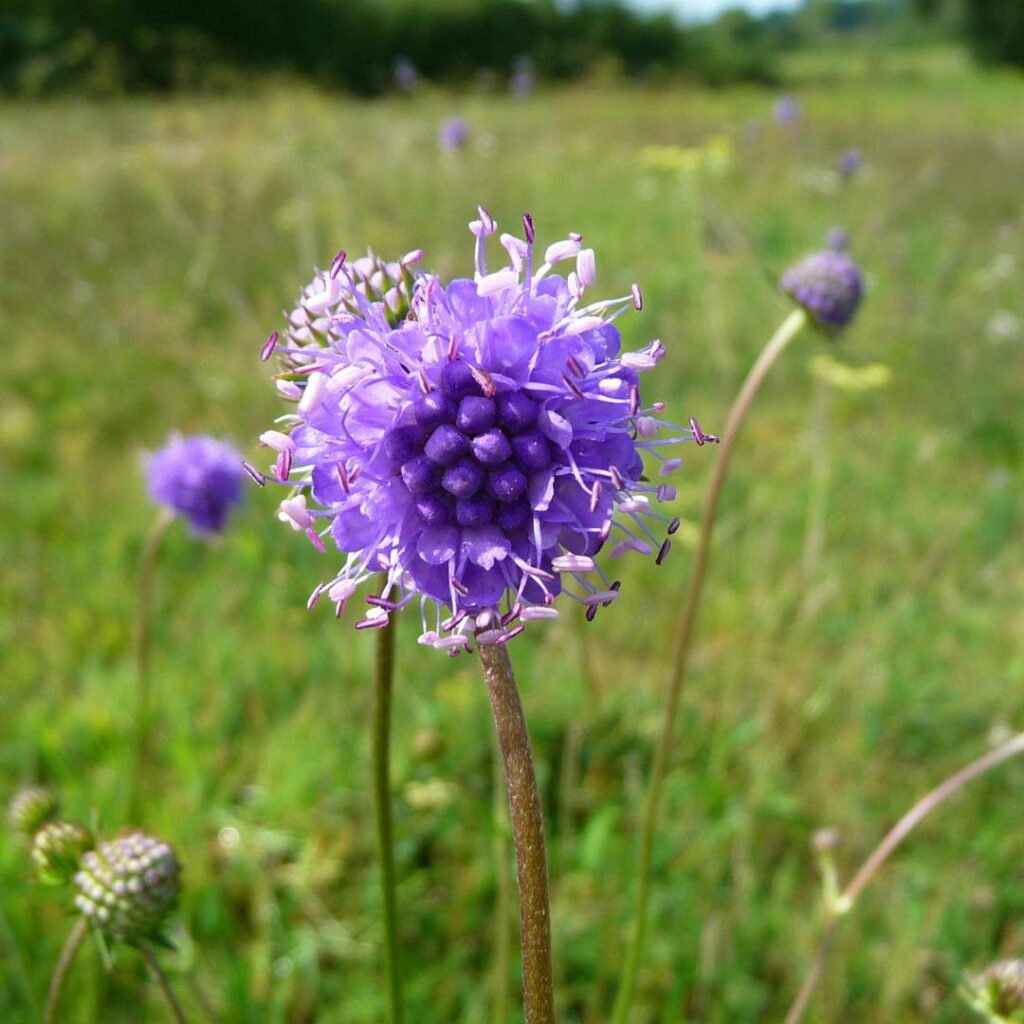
[2,42,1024,1023]
[0,0,931,97]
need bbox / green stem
[479,643,555,1024]
[372,618,404,1024]
[781,729,1024,1024]
[492,725,512,1024]
[130,508,174,819]
[612,307,808,1023]
[138,941,189,1024]
[44,918,88,1024]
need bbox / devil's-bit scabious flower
[839,148,863,179]
[440,116,468,150]
[510,56,535,97]
[32,820,94,885]
[394,57,418,92]
[774,95,801,125]
[826,227,850,253]
[258,209,697,650]
[73,833,180,943]
[964,960,1024,1022]
[145,433,245,535]
[782,249,864,334]
[9,786,59,836]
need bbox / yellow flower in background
[640,135,735,176]
[809,353,892,393]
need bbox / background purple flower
[145,433,245,534]
[439,116,468,150]
[826,227,850,252]
[839,148,863,178]
[262,210,696,650]
[510,56,535,97]
[781,249,864,333]
[774,94,801,125]
[394,57,418,92]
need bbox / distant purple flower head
[826,227,849,252]
[440,116,468,150]
[782,249,864,334]
[510,56,535,97]
[145,434,245,534]
[259,209,702,651]
[838,148,863,178]
[773,94,801,126]
[394,57,418,92]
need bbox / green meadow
[2,46,1023,1023]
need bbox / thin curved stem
[492,724,512,1024]
[372,618,404,1024]
[138,941,189,1024]
[130,508,174,819]
[44,918,88,1024]
[612,307,808,1023]
[479,643,555,1024]
[781,729,1024,1024]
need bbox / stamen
[656,539,671,565]
[496,625,525,645]
[330,250,347,280]
[631,283,643,310]
[522,212,535,243]
[260,331,279,362]
[470,366,497,397]
[242,462,266,486]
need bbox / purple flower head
[838,148,863,179]
[394,57,418,92]
[145,433,245,534]
[439,116,468,150]
[510,56,535,97]
[781,249,864,334]
[826,227,849,252]
[260,210,700,651]
[773,94,801,126]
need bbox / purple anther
[260,332,279,362]
[242,462,267,486]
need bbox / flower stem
[44,918,88,1024]
[479,643,555,1024]
[612,307,808,1023]
[781,729,1024,1024]
[372,617,404,1024]
[130,508,174,820]
[138,941,189,1024]
[492,724,512,1024]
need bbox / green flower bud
[8,787,59,836]
[964,960,1024,1022]
[73,832,180,943]
[31,821,94,885]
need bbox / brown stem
[612,308,808,1023]
[44,918,88,1024]
[138,941,189,1024]
[781,730,1024,1024]
[479,643,555,1024]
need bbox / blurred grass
[2,49,1024,1023]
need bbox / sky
[626,0,803,22]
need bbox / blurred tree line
[0,0,785,95]
[1,0,1019,96]
[911,0,1024,65]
